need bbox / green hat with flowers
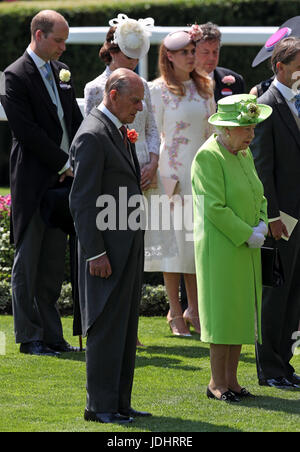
[208,94,272,127]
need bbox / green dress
[191,134,268,344]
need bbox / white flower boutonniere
[59,69,71,83]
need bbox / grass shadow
[57,351,86,362]
[131,415,242,432]
[135,353,200,372]
[239,394,300,415]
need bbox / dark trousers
[85,232,144,413]
[256,223,300,380]
[11,211,67,344]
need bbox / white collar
[98,102,124,130]
[273,77,296,101]
[26,45,49,69]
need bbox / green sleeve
[247,149,268,226]
[191,148,253,247]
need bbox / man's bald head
[104,68,144,124]
[104,68,143,97]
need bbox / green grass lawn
[0,315,299,432]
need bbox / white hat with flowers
[109,13,154,59]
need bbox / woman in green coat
[191,94,272,402]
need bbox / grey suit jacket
[69,108,143,336]
[250,84,300,220]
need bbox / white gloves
[253,220,268,237]
[247,222,268,248]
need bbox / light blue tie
[294,93,300,118]
[44,62,55,92]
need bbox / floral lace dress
[148,78,215,273]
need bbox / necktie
[44,62,55,93]
[119,125,128,150]
[294,93,300,118]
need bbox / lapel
[213,69,220,100]
[23,52,61,127]
[214,69,221,87]
[91,108,141,182]
[269,84,300,149]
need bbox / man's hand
[59,167,74,183]
[269,219,289,240]
[89,254,112,278]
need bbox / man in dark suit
[0,10,83,356]
[195,22,246,103]
[251,37,300,389]
[70,68,151,424]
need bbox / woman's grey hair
[215,125,234,134]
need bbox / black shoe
[229,387,256,398]
[119,407,152,417]
[20,341,59,357]
[206,387,240,402]
[84,409,133,424]
[259,377,300,389]
[46,340,82,353]
[290,373,300,385]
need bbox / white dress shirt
[273,77,299,116]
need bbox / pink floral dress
[148,78,215,273]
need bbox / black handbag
[261,230,285,288]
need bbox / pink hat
[164,31,192,50]
[163,26,203,51]
[252,16,300,67]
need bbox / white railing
[0,25,278,121]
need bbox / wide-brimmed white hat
[109,13,154,59]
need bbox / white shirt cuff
[268,217,281,222]
[87,251,106,262]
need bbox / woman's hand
[254,221,268,237]
[140,154,158,191]
[247,230,265,248]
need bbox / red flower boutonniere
[127,128,139,143]
[221,75,236,85]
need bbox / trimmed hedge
[0,0,298,95]
[0,192,168,316]
[0,0,296,185]
[0,280,169,316]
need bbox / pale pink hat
[164,26,203,51]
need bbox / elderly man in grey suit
[251,37,300,389]
[70,68,152,424]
